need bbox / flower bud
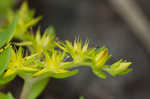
[105,60,132,76]
[94,48,110,67]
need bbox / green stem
[20,80,33,99]
[20,76,47,99]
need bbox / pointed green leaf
[118,68,132,76]
[0,16,18,48]
[0,74,16,85]
[52,69,79,79]
[28,78,49,99]
[93,69,107,79]
[24,16,42,29]
[0,46,12,76]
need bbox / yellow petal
[19,66,38,72]
[4,69,16,78]
[66,40,74,50]
[33,69,49,76]
[55,42,67,52]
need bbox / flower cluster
[0,1,132,99]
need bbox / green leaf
[28,78,49,99]
[119,68,132,76]
[93,69,107,79]
[24,16,42,29]
[0,46,12,76]
[0,74,16,85]
[51,69,79,79]
[0,92,14,99]
[0,16,18,48]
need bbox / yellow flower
[33,50,78,78]
[56,38,95,64]
[4,48,38,78]
[30,27,56,53]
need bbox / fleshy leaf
[0,16,18,48]
[93,69,107,79]
[0,74,16,85]
[0,46,12,76]
[51,69,79,79]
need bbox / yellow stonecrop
[0,1,132,81]
[33,50,71,76]
[4,48,38,78]
[56,38,95,64]
[0,1,133,99]
[12,2,41,39]
[3,39,132,80]
[27,27,56,54]
[55,38,132,79]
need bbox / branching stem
[20,76,48,99]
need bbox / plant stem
[20,80,33,99]
[20,76,48,99]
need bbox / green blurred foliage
[0,0,14,18]
[0,92,14,99]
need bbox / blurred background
[4,0,150,99]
